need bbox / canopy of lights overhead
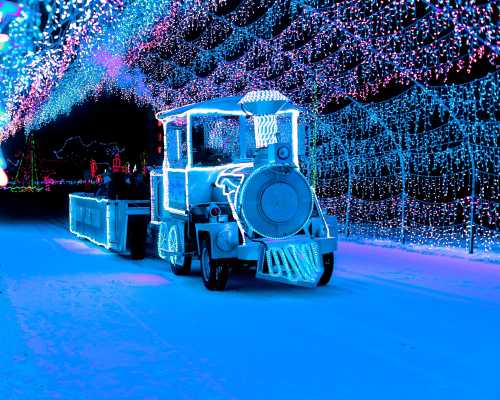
[0,0,498,253]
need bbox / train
[70,90,337,290]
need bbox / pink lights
[83,272,171,287]
[108,273,170,287]
[54,238,110,255]
[0,168,7,187]
[0,1,21,18]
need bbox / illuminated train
[71,91,337,290]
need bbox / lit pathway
[1,217,499,399]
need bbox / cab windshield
[190,113,294,167]
[191,115,253,166]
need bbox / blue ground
[1,217,499,399]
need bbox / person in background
[96,169,111,197]
[108,171,131,199]
[130,167,149,199]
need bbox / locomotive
[150,90,337,290]
[70,90,337,290]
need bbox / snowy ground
[1,214,499,400]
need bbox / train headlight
[216,227,238,252]
[276,145,290,161]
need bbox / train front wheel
[200,239,229,291]
[318,253,334,286]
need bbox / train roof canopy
[155,95,299,121]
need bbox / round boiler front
[237,165,313,238]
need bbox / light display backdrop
[0,0,498,254]
[305,73,499,254]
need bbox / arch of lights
[0,0,498,254]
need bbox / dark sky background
[3,94,161,179]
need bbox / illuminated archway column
[316,117,353,236]
[347,96,407,243]
[308,79,354,236]
[343,145,353,237]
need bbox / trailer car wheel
[318,253,334,286]
[129,218,147,260]
[200,239,229,291]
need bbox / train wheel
[128,218,147,260]
[158,223,191,275]
[318,253,334,286]
[200,239,229,291]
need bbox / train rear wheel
[167,224,191,275]
[171,257,192,275]
[158,223,191,275]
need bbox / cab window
[165,119,188,168]
[191,116,240,166]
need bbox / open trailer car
[69,90,337,290]
[69,194,150,259]
[149,90,337,290]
